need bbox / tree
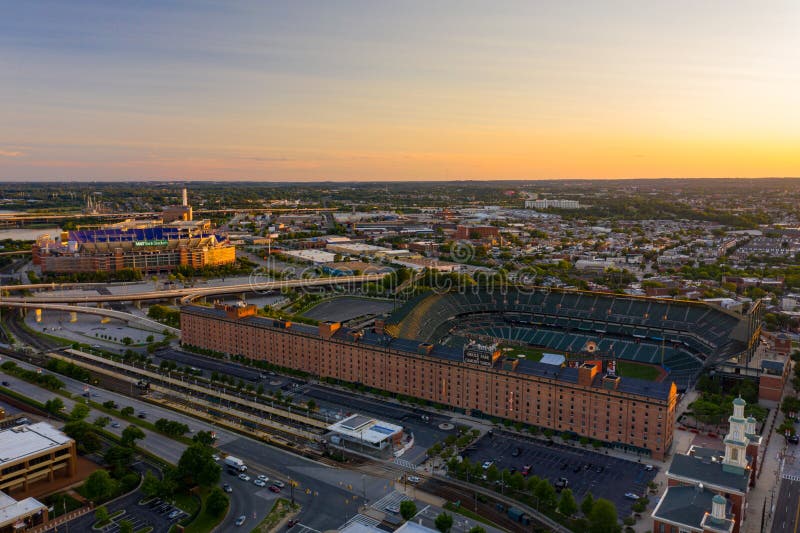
[141,471,160,498]
[104,446,135,475]
[485,463,500,483]
[534,479,557,510]
[118,520,133,533]
[256,384,264,395]
[192,431,216,446]
[468,528,486,533]
[558,488,578,517]
[589,498,620,533]
[121,406,134,417]
[63,421,102,453]
[122,337,133,346]
[434,512,453,533]
[306,399,317,412]
[45,397,64,416]
[84,470,117,502]
[177,443,221,488]
[400,500,417,520]
[581,492,595,517]
[69,403,90,421]
[93,416,110,428]
[121,425,145,448]
[94,506,109,525]
[206,487,229,516]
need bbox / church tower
[722,397,748,474]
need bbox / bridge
[0,301,179,335]
[0,273,388,304]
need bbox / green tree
[467,528,486,533]
[120,425,145,448]
[205,487,229,516]
[589,498,620,533]
[434,512,454,533]
[485,463,500,483]
[45,397,64,416]
[558,488,578,517]
[400,500,417,520]
[581,492,595,516]
[534,479,557,510]
[306,399,317,412]
[141,471,160,498]
[94,506,109,525]
[177,443,221,488]
[192,430,216,446]
[122,337,133,346]
[121,406,134,417]
[63,421,102,453]
[104,446,135,476]
[118,519,133,533]
[84,470,117,502]
[69,403,90,421]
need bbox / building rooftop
[0,422,72,466]
[668,449,750,494]
[184,305,674,401]
[0,492,46,527]
[651,485,729,530]
[328,414,403,445]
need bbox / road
[0,356,395,531]
[772,479,800,533]
[0,274,387,303]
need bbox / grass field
[498,344,550,362]
[615,361,662,381]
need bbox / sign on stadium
[134,239,169,247]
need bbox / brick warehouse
[181,303,678,459]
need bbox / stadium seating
[386,287,746,389]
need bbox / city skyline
[1,1,799,181]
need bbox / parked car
[110,422,121,428]
[257,474,269,482]
[482,460,494,470]
[789,434,799,444]
[212,454,220,461]
[625,492,640,500]
[168,510,181,519]
[407,476,420,484]
[223,484,232,493]
[238,473,251,481]
[272,480,285,488]
[511,447,521,457]
[269,485,281,493]
[1,381,10,386]
[254,479,266,487]
[555,477,568,492]
[521,465,532,476]
[644,464,654,471]
[287,519,299,528]
[235,515,246,526]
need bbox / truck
[224,455,247,472]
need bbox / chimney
[578,362,599,387]
[318,321,341,339]
[182,187,188,207]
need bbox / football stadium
[33,222,235,274]
[386,287,762,391]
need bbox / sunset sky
[1,1,799,181]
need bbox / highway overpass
[0,273,388,304]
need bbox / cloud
[0,149,25,158]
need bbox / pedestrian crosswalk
[371,490,411,512]
[394,458,417,470]
[342,514,381,529]
[782,473,800,481]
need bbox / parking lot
[462,431,657,517]
[134,498,189,531]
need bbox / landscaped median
[249,498,300,533]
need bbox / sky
[1,1,799,182]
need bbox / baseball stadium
[385,287,762,391]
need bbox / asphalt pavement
[772,478,800,533]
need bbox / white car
[643,464,654,471]
[407,476,421,484]
[482,461,494,470]
[271,480,285,488]
[212,454,220,461]
[254,479,266,487]
[625,492,640,500]
[238,473,251,482]
[257,474,269,482]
